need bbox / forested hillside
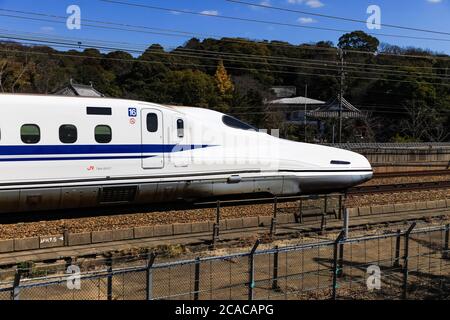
[1,30,449,142]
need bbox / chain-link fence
[0,224,449,300]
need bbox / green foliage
[158,69,221,109]
[0,32,448,142]
[391,133,418,143]
[338,30,380,53]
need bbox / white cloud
[426,0,442,3]
[249,1,271,10]
[200,10,219,16]
[39,26,55,33]
[288,0,324,8]
[306,0,324,8]
[297,17,317,24]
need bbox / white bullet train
[0,94,373,213]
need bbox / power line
[0,9,448,70]
[1,25,447,79]
[227,0,450,37]
[2,7,450,61]
[2,29,448,81]
[1,44,447,116]
[173,48,450,80]
[176,47,450,72]
[0,8,216,38]
[98,0,450,44]
[0,12,194,40]
[2,36,450,86]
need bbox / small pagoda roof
[270,96,325,106]
[54,79,104,97]
[307,96,366,119]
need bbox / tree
[160,69,221,109]
[0,35,448,143]
[338,31,380,53]
[397,100,448,142]
[214,60,234,95]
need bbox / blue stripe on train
[0,144,212,156]
[0,155,156,162]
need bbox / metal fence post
[63,228,69,246]
[443,224,450,260]
[270,197,278,236]
[194,257,201,300]
[332,231,346,300]
[11,269,21,300]
[146,252,157,301]
[338,242,344,278]
[248,239,260,300]
[271,246,280,291]
[211,201,221,248]
[393,229,402,267]
[338,195,343,220]
[297,199,303,224]
[343,208,349,239]
[106,255,113,301]
[334,208,348,278]
[403,223,416,300]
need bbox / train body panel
[0,93,373,213]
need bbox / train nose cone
[348,152,373,186]
[353,171,373,185]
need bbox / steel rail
[373,170,450,178]
[348,180,450,195]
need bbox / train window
[59,125,78,144]
[21,124,40,144]
[177,119,184,138]
[147,113,158,132]
[330,160,351,165]
[222,115,256,131]
[87,107,112,115]
[95,125,112,143]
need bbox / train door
[141,109,164,169]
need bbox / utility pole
[338,49,345,144]
[304,83,308,143]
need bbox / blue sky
[0,0,449,54]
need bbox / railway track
[0,178,449,225]
[1,201,449,267]
[348,180,450,195]
[373,169,450,178]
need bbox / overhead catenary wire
[1,44,449,116]
[0,9,448,86]
[2,37,450,87]
[1,26,449,81]
[226,0,450,37]
[98,0,450,45]
[172,48,450,80]
[2,21,449,75]
[1,7,450,62]
[175,47,450,72]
